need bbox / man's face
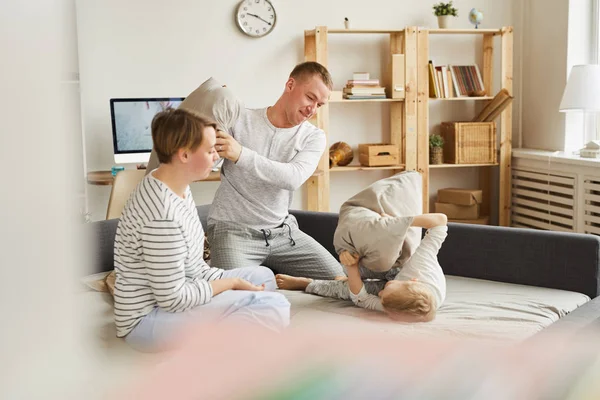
[285,74,330,126]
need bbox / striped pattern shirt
[113,174,224,337]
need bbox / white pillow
[333,171,423,272]
[146,77,243,173]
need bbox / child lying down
[276,213,448,322]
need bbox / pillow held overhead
[146,77,244,173]
[333,171,423,272]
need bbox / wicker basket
[440,122,497,164]
[429,147,443,164]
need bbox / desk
[87,170,221,186]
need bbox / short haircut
[289,61,333,90]
[151,108,217,164]
[381,282,437,322]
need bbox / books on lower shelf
[343,78,386,99]
[428,61,485,98]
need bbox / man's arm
[216,130,325,191]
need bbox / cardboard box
[437,188,483,206]
[449,216,490,225]
[435,202,479,220]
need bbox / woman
[113,108,290,351]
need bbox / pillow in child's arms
[334,171,423,272]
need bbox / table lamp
[559,64,600,158]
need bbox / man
[208,61,345,280]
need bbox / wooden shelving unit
[304,26,418,212]
[417,27,513,226]
[303,25,513,227]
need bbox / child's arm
[340,251,362,295]
[340,251,385,312]
[410,213,447,229]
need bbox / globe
[469,8,483,29]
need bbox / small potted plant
[433,1,458,29]
[429,133,444,164]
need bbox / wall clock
[235,0,277,38]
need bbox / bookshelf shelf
[329,91,404,103]
[326,29,406,34]
[429,96,494,101]
[428,28,502,35]
[330,165,406,172]
[428,163,499,169]
[305,26,416,212]
[418,27,513,226]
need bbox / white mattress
[79,275,590,373]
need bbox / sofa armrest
[441,223,600,299]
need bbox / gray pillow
[146,77,243,173]
[333,171,423,272]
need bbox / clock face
[236,0,276,38]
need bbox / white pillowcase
[333,171,423,272]
[146,77,244,172]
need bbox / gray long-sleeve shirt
[207,107,326,229]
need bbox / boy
[276,213,448,322]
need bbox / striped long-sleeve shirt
[113,173,224,337]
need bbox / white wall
[520,0,596,151]
[77,0,517,220]
[1,0,98,397]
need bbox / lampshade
[559,64,600,112]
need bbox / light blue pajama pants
[125,266,290,352]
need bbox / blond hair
[290,61,333,90]
[381,282,437,322]
[151,108,217,164]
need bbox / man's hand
[340,251,359,267]
[232,278,265,291]
[216,130,242,163]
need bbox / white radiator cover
[512,151,600,235]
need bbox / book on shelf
[344,77,386,99]
[343,94,387,100]
[450,65,484,97]
[428,61,484,98]
[343,87,386,95]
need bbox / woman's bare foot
[275,274,312,291]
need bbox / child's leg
[275,273,348,291]
[305,279,386,300]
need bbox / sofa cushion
[333,171,423,272]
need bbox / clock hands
[247,13,272,26]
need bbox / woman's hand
[232,278,265,291]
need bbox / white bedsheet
[78,275,590,376]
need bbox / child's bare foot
[275,274,312,291]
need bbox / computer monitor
[110,97,185,164]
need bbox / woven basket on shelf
[440,122,497,164]
[430,147,443,164]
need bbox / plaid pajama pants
[207,214,345,280]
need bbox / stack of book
[343,72,386,100]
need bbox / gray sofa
[87,204,600,339]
